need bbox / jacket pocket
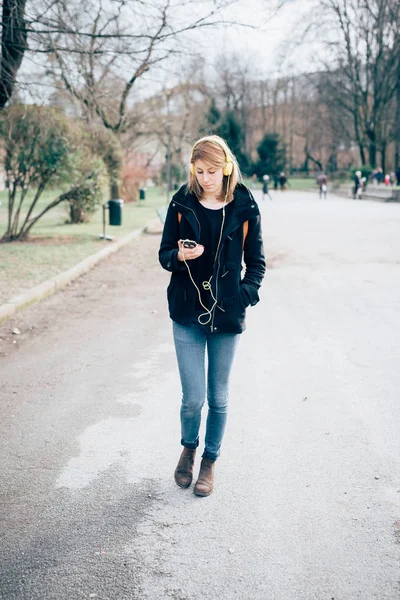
[240,282,260,307]
[239,285,250,309]
[220,261,237,279]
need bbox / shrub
[65,159,107,223]
[350,166,373,181]
[0,105,106,241]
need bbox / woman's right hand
[177,240,204,262]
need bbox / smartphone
[181,239,197,249]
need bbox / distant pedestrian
[273,174,279,191]
[384,173,391,186]
[317,173,328,199]
[262,174,272,200]
[353,170,362,199]
[279,172,287,191]
[251,173,257,190]
[396,166,400,186]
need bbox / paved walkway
[1,190,400,599]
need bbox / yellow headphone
[189,136,233,177]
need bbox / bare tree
[25,0,237,194]
[395,59,400,170]
[214,52,260,156]
[317,0,400,168]
[32,0,239,130]
[132,59,209,194]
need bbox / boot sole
[193,487,213,497]
[174,476,192,488]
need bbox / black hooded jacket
[159,183,266,334]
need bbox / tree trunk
[5,183,16,239]
[0,0,28,109]
[327,153,337,173]
[303,145,309,174]
[110,181,119,199]
[69,204,86,224]
[381,144,386,175]
[395,61,400,170]
[368,138,377,169]
[359,143,367,165]
[305,149,322,171]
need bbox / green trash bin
[108,199,124,226]
[139,188,146,201]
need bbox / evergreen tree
[200,97,221,135]
[217,110,250,173]
[255,133,286,179]
[207,97,221,129]
[200,102,251,173]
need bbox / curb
[0,226,148,324]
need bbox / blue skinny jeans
[172,320,240,461]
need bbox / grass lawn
[0,186,167,304]
[244,176,325,191]
[245,176,356,192]
[288,178,319,190]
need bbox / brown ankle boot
[174,448,196,488]
[193,458,215,497]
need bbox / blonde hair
[187,135,242,203]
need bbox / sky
[190,0,319,77]
[130,0,321,101]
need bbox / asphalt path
[1,190,400,600]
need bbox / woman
[159,135,266,497]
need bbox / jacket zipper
[211,241,224,332]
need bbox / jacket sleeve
[159,201,187,273]
[240,214,266,306]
